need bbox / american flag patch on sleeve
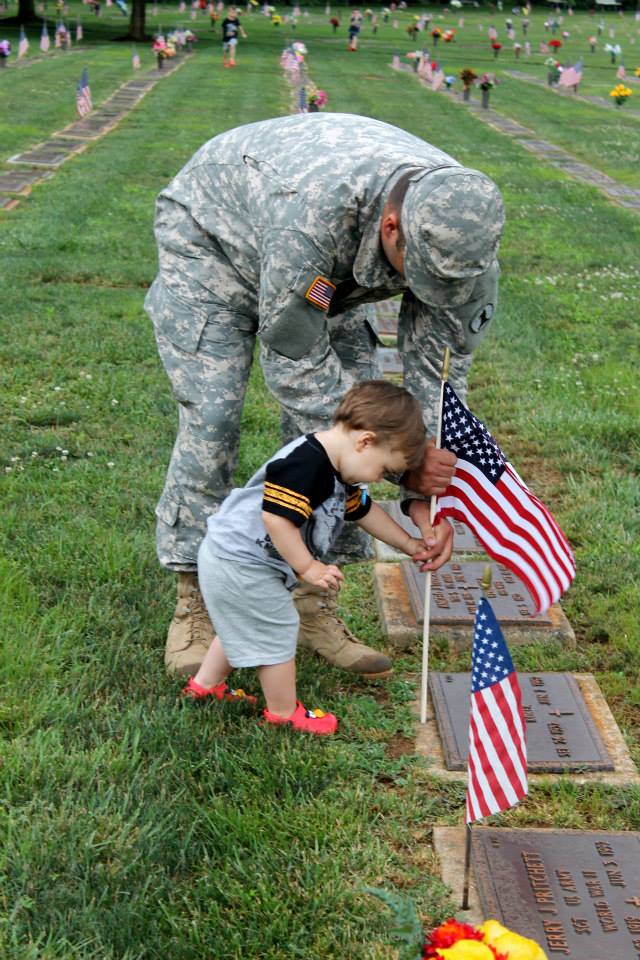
[304,275,336,311]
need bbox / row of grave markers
[372,299,640,957]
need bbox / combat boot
[165,573,215,676]
[293,583,392,679]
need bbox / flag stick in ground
[461,562,492,910]
[419,346,450,725]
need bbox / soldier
[145,113,505,680]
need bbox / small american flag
[18,27,30,58]
[431,67,445,91]
[558,59,583,88]
[434,382,575,615]
[304,275,336,310]
[539,41,549,54]
[76,21,83,41]
[40,22,50,52]
[76,66,92,117]
[616,63,626,80]
[132,48,140,68]
[466,596,527,823]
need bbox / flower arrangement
[367,890,548,960]
[491,41,502,57]
[424,918,548,960]
[561,30,569,39]
[431,26,442,42]
[271,14,282,26]
[479,72,495,90]
[0,38,11,59]
[329,16,339,26]
[548,38,561,50]
[460,66,477,87]
[635,66,640,78]
[610,83,632,105]
[307,87,328,109]
[513,41,522,58]
[545,56,561,83]
[443,29,455,42]
[445,74,455,88]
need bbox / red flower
[549,38,562,48]
[423,919,485,956]
[491,42,502,49]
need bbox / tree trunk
[2,0,37,24]
[128,0,147,41]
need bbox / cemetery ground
[1,5,639,957]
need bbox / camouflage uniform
[146,113,503,573]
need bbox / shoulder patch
[304,275,336,311]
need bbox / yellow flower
[480,920,549,960]
[635,67,640,77]
[436,943,496,960]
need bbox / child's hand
[300,560,344,591]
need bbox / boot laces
[187,587,209,643]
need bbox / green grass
[1,7,640,958]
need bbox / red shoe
[182,676,257,704]
[263,700,338,735]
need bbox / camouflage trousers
[154,308,380,572]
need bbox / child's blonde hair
[334,380,426,469]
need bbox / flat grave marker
[429,671,613,772]
[472,828,640,960]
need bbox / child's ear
[358,431,377,450]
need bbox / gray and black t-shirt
[205,434,371,589]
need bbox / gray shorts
[197,537,299,668]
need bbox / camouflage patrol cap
[402,166,505,308]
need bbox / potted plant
[545,56,561,86]
[431,26,442,46]
[491,41,502,58]
[460,66,477,101]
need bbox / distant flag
[179,0,186,9]
[431,66,445,90]
[76,20,83,40]
[434,382,576,615]
[458,17,464,28]
[40,21,50,52]
[18,26,30,58]
[465,596,528,824]
[132,47,140,69]
[418,54,432,81]
[558,58,583,88]
[616,62,626,80]
[54,24,62,47]
[76,65,93,117]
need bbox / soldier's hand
[403,438,456,497]
[300,560,344,592]
[407,501,454,571]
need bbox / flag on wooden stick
[40,22,50,52]
[76,20,83,41]
[76,65,93,116]
[465,595,527,823]
[132,47,141,69]
[558,59,583,88]
[18,26,30,58]
[434,382,576,614]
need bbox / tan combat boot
[293,583,392,679]
[165,573,215,676]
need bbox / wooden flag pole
[461,563,492,910]
[461,823,473,910]
[419,347,450,725]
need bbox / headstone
[472,828,640,959]
[373,299,400,337]
[375,500,483,561]
[377,346,402,380]
[402,559,551,625]
[429,672,613,772]
[8,139,83,167]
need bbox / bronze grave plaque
[429,672,613,771]
[9,140,82,167]
[401,560,552,625]
[380,500,483,553]
[378,346,402,378]
[472,828,640,959]
[373,300,400,336]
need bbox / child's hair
[334,380,426,469]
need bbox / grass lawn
[1,6,639,958]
